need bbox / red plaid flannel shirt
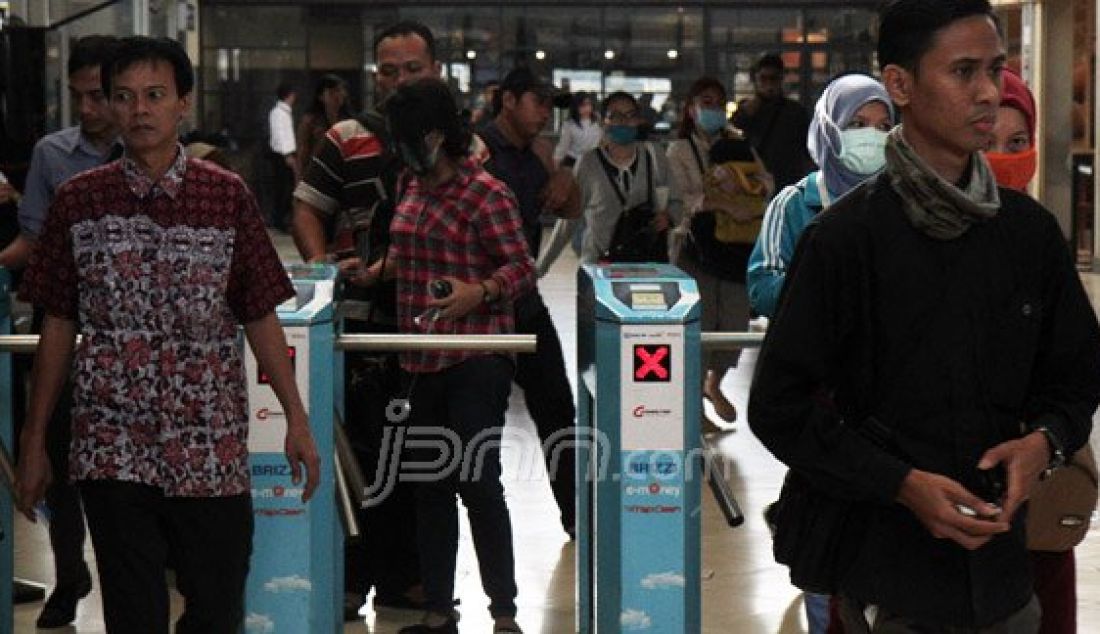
[390,156,535,373]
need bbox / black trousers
[342,319,420,599]
[267,151,295,231]
[18,307,88,589]
[513,290,577,529]
[80,481,252,634]
[409,355,518,618]
[44,384,88,587]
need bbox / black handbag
[599,146,669,263]
[770,470,867,595]
[769,416,910,595]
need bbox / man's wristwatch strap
[1033,425,1067,478]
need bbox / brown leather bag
[1026,444,1098,552]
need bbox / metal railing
[0,331,762,355]
[0,334,538,355]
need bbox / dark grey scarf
[884,126,1000,240]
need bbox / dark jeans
[267,151,295,231]
[342,321,420,600]
[81,481,252,634]
[44,383,88,587]
[408,355,518,618]
[513,290,577,529]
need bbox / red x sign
[634,345,671,382]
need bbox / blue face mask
[838,127,888,175]
[695,107,727,135]
[606,124,638,146]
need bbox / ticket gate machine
[243,263,340,633]
[577,264,702,633]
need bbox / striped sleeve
[747,184,802,318]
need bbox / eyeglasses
[377,61,427,79]
[606,110,638,123]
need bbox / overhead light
[604,49,615,60]
[667,49,679,60]
[466,50,477,60]
[535,50,547,61]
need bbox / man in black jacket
[749,1,1100,631]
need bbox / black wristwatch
[1032,425,1067,479]
[479,280,494,304]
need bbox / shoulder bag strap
[595,148,629,207]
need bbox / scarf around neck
[884,126,1000,240]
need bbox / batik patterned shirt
[20,147,294,497]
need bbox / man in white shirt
[268,81,297,231]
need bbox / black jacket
[748,175,1100,627]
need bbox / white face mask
[837,127,888,175]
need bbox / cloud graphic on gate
[621,608,653,630]
[641,571,686,590]
[263,575,313,593]
[245,613,275,633]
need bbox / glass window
[804,9,877,47]
[501,7,602,69]
[709,9,802,47]
[204,6,305,49]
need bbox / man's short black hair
[67,35,118,78]
[374,21,437,61]
[878,0,998,74]
[385,77,471,159]
[601,91,638,117]
[101,36,194,98]
[496,67,569,113]
[751,53,784,78]
[276,81,296,100]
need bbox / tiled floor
[9,233,1100,633]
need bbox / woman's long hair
[568,91,597,126]
[306,73,351,124]
[677,76,727,139]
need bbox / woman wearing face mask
[572,91,683,264]
[367,78,535,634]
[554,91,602,168]
[747,73,894,634]
[667,76,771,429]
[986,67,1091,634]
[747,73,895,320]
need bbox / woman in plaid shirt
[367,78,535,634]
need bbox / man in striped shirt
[291,20,442,621]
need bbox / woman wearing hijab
[747,73,895,320]
[747,73,895,634]
[986,67,1092,634]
